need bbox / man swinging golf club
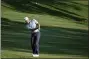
[24,17,40,57]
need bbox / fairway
[1,0,88,59]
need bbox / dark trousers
[31,32,40,54]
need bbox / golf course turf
[1,0,88,59]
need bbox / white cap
[24,17,29,20]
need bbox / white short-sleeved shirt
[27,19,39,32]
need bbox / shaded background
[1,0,88,58]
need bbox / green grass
[1,0,88,59]
[1,50,88,58]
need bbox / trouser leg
[35,32,40,54]
[31,33,34,54]
[31,32,40,54]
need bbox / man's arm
[36,23,40,30]
[31,23,40,31]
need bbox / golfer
[24,17,40,57]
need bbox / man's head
[24,17,29,20]
[24,17,29,23]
